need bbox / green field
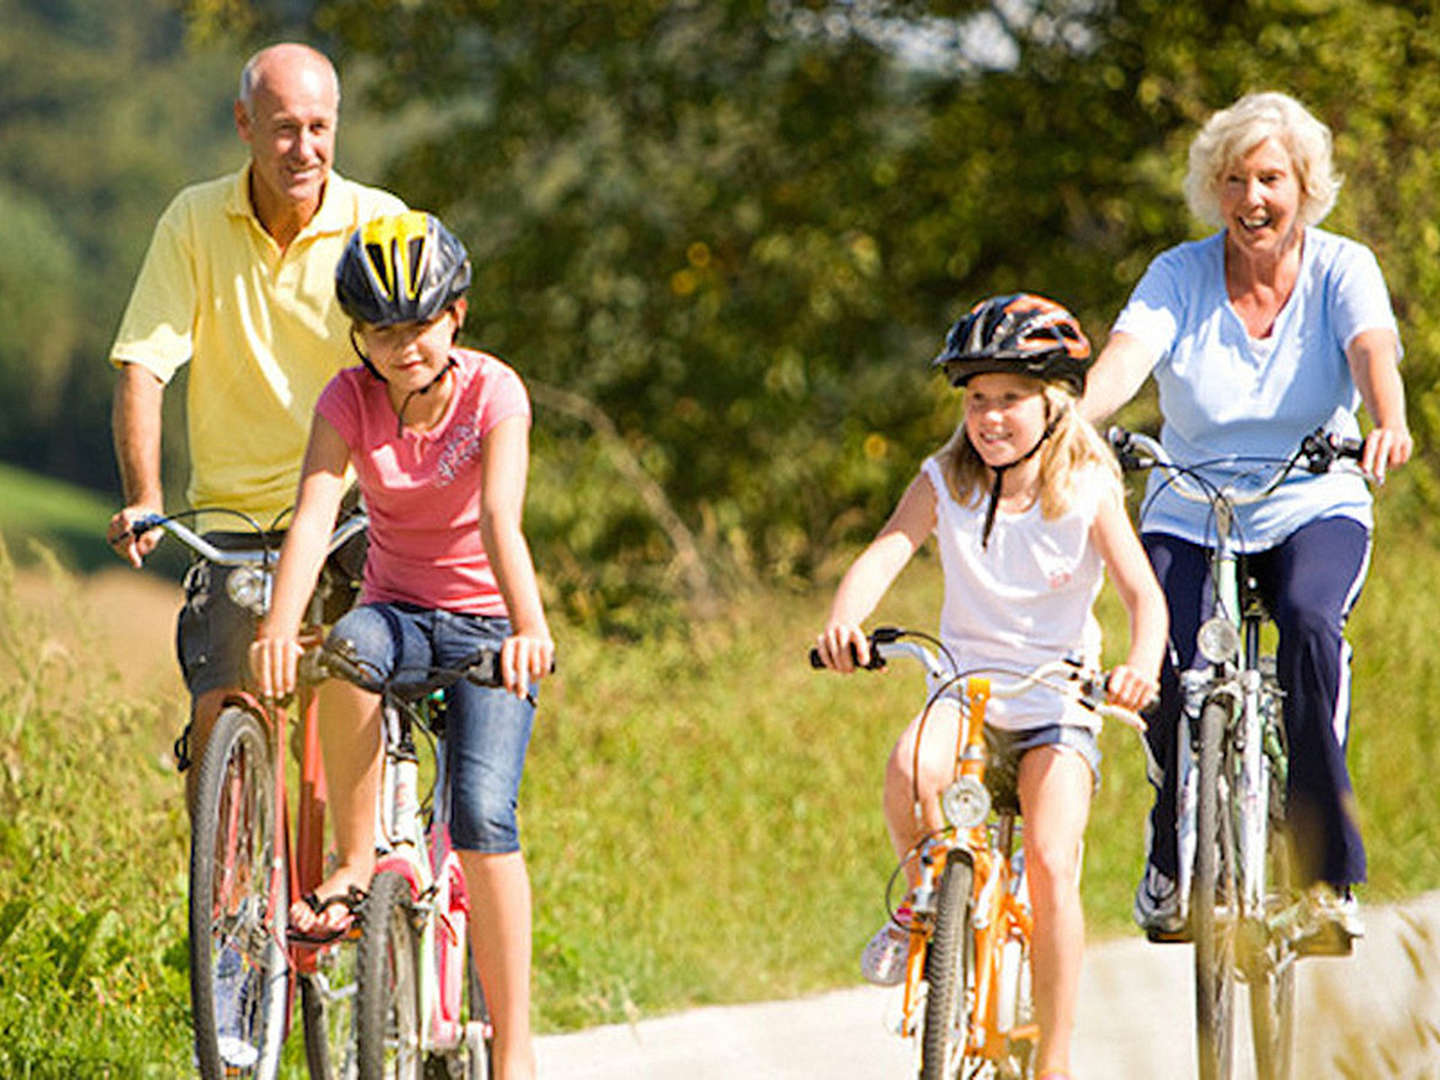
[1,465,1437,1075]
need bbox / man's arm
[107,362,167,568]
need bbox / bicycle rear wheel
[920,854,980,1080]
[1192,696,1237,1080]
[189,705,289,1079]
[357,870,422,1080]
[301,937,360,1080]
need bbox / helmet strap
[394,355,458,437]
[350,326,386,382]
[979,414,1059,549]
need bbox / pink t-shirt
[316,347,531,615]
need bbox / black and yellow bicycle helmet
[335,211,472,328]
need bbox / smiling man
[105,43,405,807]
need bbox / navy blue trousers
[1142,517,1371,889]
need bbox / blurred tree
[179,0,1437,624]
[0,0,243,489]
[15,0,1439,619]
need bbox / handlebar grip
[808,642,885,670]
[1105,425,1145,471]
[129,513,165,538]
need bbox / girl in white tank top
[814,294,1167,1079]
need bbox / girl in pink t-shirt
[250,212,552,1079]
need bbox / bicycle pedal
[1295,925,1354,957]
[1145,925,1192,944]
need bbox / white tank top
[922,455,1109,731]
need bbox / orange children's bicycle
[132,509,367,1080]
[815,626,1143,1080]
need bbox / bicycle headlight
[1196,616,1240,665]
[940,776,991,830]
[226,566,272,616]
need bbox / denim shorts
[327,602,535,854]
[983,724,1102,815]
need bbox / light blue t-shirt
[1112,228,1399,550]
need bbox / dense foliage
[9,0,1440,623]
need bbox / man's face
[235,54,338,216]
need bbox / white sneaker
[1314,885,1365,938]
[1133,863,1185,937]
[860,910,912,986]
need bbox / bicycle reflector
[1196,616,1241,665]
[226,566,272,616]
[940,776,991,830]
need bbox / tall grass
[0,473,1435,1070]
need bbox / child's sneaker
[860,906,913,986]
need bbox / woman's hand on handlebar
[249,629,303,700]
[814,622,871,673]
[1362,424,1412,485]
[501,629,554,699]
[1106,663,1159,715]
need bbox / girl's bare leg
[1017,745,1093,1076]
[291,678,382,934]
[883,698,962,890]
[460,849,536,1080]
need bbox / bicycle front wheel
[301,937,360,1080]
[920,854,980,1080]
[1248,828,1296,1080]
[1192,695,1237,1080]
[189,705,289,1079]
[356,870,422,1080]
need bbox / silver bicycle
[1109,425,1363,1080]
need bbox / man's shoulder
[156,169,246,226]
[324,171,407,222]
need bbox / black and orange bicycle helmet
[932,293,1091,394]
[335,211,472,328]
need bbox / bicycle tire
[920,854,980,1080]
[189,705,289,1080]
[1248,827,1296,1080]
[1192,695,1236,1080]
[301,939,361,1080]
[357,870,423,1080]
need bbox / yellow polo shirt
[110,166,405,526]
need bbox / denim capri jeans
[328,602,535,854]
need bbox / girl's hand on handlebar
[815,622,870,673]
[501,631,554,699]
[1106,664,1159,714]
[249,632,303,700]
[1362,425,1412,485]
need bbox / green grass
[0,461,188,578]
[0,474,1436,1071]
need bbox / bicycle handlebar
[1106,425,1363,509]
[810,627,1146,732]
[129,510,368,566]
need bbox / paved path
[536,892,1440,1077]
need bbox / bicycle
[1107,425,1365,1080]
[811,627,1143,1080]
[131,508,368,1080]
[317,636,511,1080]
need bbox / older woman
[1081,91,1412,945]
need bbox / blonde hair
[1183,91,1340,229]
[937,380,1120,517]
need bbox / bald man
[106,43,405,792]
